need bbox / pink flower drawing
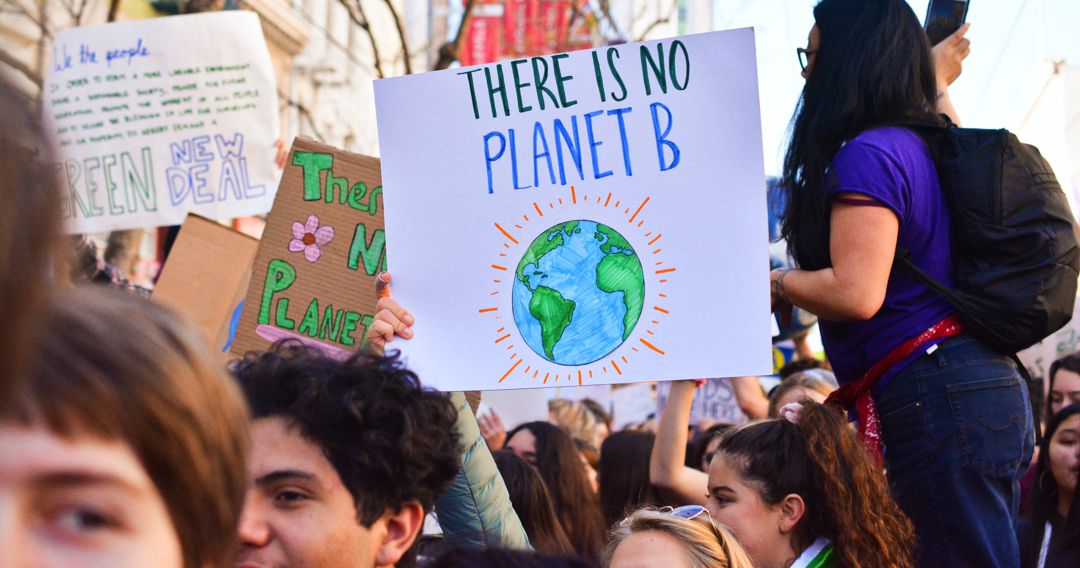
[289,214,334,263]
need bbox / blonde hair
[549,398,603,449]
[603,509,755,568]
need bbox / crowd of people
[4,0,1080,567]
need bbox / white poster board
[479,389,552,431]
[655,378,748,426]
[44,12,280,233]
[374,29,771,391]
[612,383,657,430]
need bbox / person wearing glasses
[603,507,754,568]
[770,1,1032,566]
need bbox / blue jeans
[876,334,1035,568]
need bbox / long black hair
[781,0,943,270]
[598,430,661,527]
[492,450,575,555]
[1022,403,1080,568]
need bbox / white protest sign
[44,12,280,233]
[1018,302,1080,388]
[611,383,657,430]
[655,379,748,426]
[479,389,552,431]
[374,29,771,391]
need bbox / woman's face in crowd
[506,429,539,465]
[1049,414,1080,496]
[1051,369,1080,416]
[706,453,788,568]
[0,424,183,568]
[802,25,821,80]
[608,530,693,568]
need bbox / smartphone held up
[925,0,970,45]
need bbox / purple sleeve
[829,141,910,224]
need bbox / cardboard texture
[231,137,385,359]
[152,213,258,351]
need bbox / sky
[712,0,1080,175]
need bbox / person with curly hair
[232,344,462,568]
[708,400,915,568]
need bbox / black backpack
[897,119,1080,355]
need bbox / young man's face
[237,417,382,568]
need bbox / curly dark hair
[716,401,915,568]
[231,343,461,525]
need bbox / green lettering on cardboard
[347,181,368,212]
[298,298,320,336]
[275,298,295,329]
[292,151,333,201]
[347,223,386,276]
[319,306,345,341]
[257,259,296,325]
[340,311,361,346]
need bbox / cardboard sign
[231,138,385,359]
[152,214,258,351]
[44,12,280,233]
[655,379,748,426]
[373,29,771,391]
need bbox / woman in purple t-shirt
[771,1,1034,567]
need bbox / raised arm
[932,23,970,126]
[649,380,709,505]
[365,273,531,550]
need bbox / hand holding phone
[925,0,970,46]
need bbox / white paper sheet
[374,28,772,391]
[44,12,280,233]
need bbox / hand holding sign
[367,272,415,352]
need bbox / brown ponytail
[716,401,915,568]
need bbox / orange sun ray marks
[571,186,577,204]
[497,326,505,333]
[534,202,544,217]
[596,195,602,204]
[514,224,523,229]
[510,353,517,359]
[495,333,511,343]
[589,370,593,378]
[559,198,564,205]
[639,338,666,355]
[494,223,520,245]
[525,365,531,374]
[622,356,628,363]
[577,370,583,385]
[506,344,513,350]
[605,193,612,206]
[503,243,510,249]
[655,261,663,266]
[615,201,621,207]
[656,268,676,275]
[494,279,502,283]
[499,253,507,257]
[602,367,607,373]
[653,249,662,255]
[549,202,554,209]
[611,360,622,375]
[498,360,522,383]
[637,220,644,227]
[652,320,659,324]
[491,264,508,271]
[654,306,670,314]
[523,214,529,222]
[490,291,499,296]
[533,370,539,379]
[479,308,499,313]
[631,347,639,352]
[624,208,630,214]
[647,330,655,335]
[648,234,662,245]
[628,197,651,223]
[544,372,550,384]
[645,231,652,237]
[659,293,668,298]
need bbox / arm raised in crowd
[366,273,531,551]
[730,376,769,420]
[931,23,971,126]
[649,380,709,505]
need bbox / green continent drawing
[512,219,645,365]
[529,286,576,359]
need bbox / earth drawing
[512,220,645,366]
